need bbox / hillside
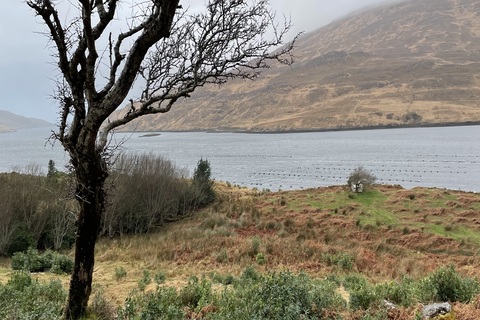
[116,0,480,132]
[2,184,480,318]
[0,110,52,132]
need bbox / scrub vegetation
[1,162,480,318]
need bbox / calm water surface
[1,126,479,192]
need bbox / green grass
[352,190,386,207]
[291,188,480,250]
[425,224,480,247]
[347,190,399,226]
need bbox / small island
[139,133,161,137]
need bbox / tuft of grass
[114,266,127,281]
[216,249,228,263]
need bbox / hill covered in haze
[0,110,52,132]
[116,0,480,132]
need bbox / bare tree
[49,203,76,251]
[25,0,296,318]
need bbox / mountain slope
[117,0,480,132]
[0,110,52,132]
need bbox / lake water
[1,126,479,192]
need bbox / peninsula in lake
[0,110,52,132]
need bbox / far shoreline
[119,120,480,135]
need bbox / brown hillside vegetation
[3,184,480,318]
[115,0,480,132]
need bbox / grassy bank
[1,183,480,318]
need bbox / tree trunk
[63,150,107,320]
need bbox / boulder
[422,302,455,319]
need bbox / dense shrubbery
[117,269,346,320]
[422,265,479,303]
[0,170,75,256]
[102,153,192,236]
[11,247,74,274]
[0,272,66,320]
[345,266,480,311]
[0,154,216,253]
[1,266,479,319]
[102,153,216,236]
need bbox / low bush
[179,276,214,310]
[11,248,73,274]
[249,236,261,257]
[6,265,477,319]
[342,273,369,291]
[88,289,117,320]
[241,265,261,282]
[374,277,417,307]
[117,286,185,320]
[351,266,480,311]
[255,252,267,265]
[137,270,152,292]
[210,272,235,285]
[114,266,128,281]
[349,283,380,311]
[50,252,74,274]
[211,271,312,320]
[322,252,355,271]
[154,271,166,284]
[215,248,228,263]
[310,279,347,316]
[420,265,480,303]
[0,272,66,320]
[117,268,348,319]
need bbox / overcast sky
[0,0,392,122]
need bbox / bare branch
[99,0,296,143]
[52,79,73,143]
[26,0,70,77]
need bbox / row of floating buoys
[209,154,292,158]
[218,151,478,190]
[294,165,470,171]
